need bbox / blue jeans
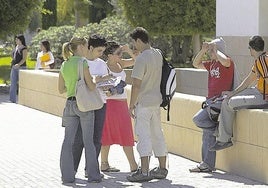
[73,104,106,172]
[9,66,26,103]
[60,100,101,183]
[193,108,217,170]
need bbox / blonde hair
[62,37,87,60]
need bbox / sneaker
[126,168,153,182]
[209,140,233,151]
[150,167,168,179]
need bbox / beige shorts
[134,104,168,157]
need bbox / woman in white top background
[35,40,54,69]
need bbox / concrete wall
[217,0,268,80]
[18,70,268,184]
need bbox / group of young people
[58,27,169,184]
[11,28,268,184]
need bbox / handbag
[202,95,225,122]
[75,58,104,112]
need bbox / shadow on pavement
[61,172,195,188]
[203,171,266,186]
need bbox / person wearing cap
[210,35,268,151]
[189,37,235,172]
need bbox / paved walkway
[0,93,267,188]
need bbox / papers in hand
[96,76,121,91]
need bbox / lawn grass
[0,56,36,84]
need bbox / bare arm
[192,42,209,69]
[129,78,142,118]
[225,71,256,98]
[58,72,66,94]
[119,44,136,68]
[211,43,231,67]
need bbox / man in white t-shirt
[127,27,168,182]
[72,34,107,178]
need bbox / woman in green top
[58,37,102,183]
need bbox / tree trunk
[74,0,89,28]
[171,35,192,64]
[192,34,201,57]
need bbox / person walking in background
[72,34,108,178]
[9,34,27,103]
[58,37,102,183]
[127,27,168,182]
[210,36,268,151]
[35,40,54,69]
[100,41,138,173]
[189,38,235,173]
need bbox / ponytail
[62,42,72,60]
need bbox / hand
[201,42,209,52]
[128,106,136,119]
[121,44,130,53]
[222,91,233,99]
[14,64,20,69]
[41,61,46,68]
[105,90,112,97]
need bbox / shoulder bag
[76,58,104,112]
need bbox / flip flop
[101,167,120,172]
[189,166,212,173]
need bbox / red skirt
[101,99,135,146]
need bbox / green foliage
[88,0,114,23]
[75,16,133,44]
[29,25,76,60]
[119,0,215,35]
[42,0,57,29]
[0,57,36,84]
[0,0,42,39]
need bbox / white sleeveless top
[106,68,127,100]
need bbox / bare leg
[123,146,138,172]
[141,156,150,174]
[158,156,166,169]
[100,145,110,170]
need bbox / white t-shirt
[35,51,54,69]
[87,58,108,103]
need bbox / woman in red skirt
[100,41,138,172]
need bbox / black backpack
[160,52,176,121]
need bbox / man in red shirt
[189,38,235,173]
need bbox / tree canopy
[119,0,215,36]
[0,0,42,39]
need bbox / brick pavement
[0,93,267,188]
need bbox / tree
[88,0,114,23]
[0,0,42,39]
[42,0,57,29]
[118,0,216,64]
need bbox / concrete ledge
[18,69,268,184]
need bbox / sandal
[101,162,120,172]
[189,166,212,173]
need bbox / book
[40,53,50,62]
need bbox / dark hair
[249,36,264,51]
[16,34,26,46]
[130,27,149,43]
[41,40,51,52]
[88,34,107,48]
[103,41,120,56]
